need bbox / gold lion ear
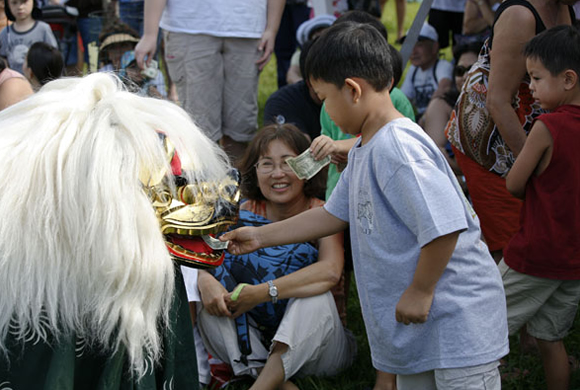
[139,133,176,187]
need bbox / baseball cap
[296,14,337,47]
[398,23,438,44]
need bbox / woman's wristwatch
[267,280,278,304]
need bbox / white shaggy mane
[0,73,230,376]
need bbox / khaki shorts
[163,32,260,142]
[397,361,501,390]
[499,259,580,341]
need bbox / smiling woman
[196,123,356,390]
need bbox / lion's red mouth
[165,234,225,268]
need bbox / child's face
[410,40,438,70]
[526,57,564,111]
[310,78,360,135]
[8,0,33,22]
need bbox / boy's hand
[395,284,434,325]
[220,226,261,255]
[310,135,338,161]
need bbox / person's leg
[526,279,580,390]
[164,32,224,142]
[249,341,291,390]
[394,0,406,41]
[274,4,293,89]
[118,1,144,36]
[197,308,268,376]
[221,37,261,164]
[374,370,397,390]
[536,339,570,390]
[273,293,356,379]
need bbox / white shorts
[197,291,356,380]
[397,360,501,390]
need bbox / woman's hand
[198,271,232,317]
[221,226,261,255]
[225,284,265,318]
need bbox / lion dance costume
[0,73,240,389]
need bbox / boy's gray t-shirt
[325,118,508,375]
[0,22,58,74]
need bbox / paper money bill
[202,234,229,250]
[286,149,331,180]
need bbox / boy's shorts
[499,259,580,341]
[397,361,500,390]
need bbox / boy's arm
[395,231,460,325]
[506,120,552,199]
[221,207,348,255]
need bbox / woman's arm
[422,98,461,173]
[225,231,345,318]
[486,6,537,156]
[197,270,233,317]
[463,0,495,35]
[0,77,33,111]
[506,120,552,199]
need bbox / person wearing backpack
[400,22,453,122]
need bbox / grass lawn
[244,2,580,389]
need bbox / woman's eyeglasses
[255,160,294,174]
[454,64,474,77]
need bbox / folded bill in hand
[286,149,331,180]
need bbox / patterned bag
[210,210,318,365]
[445,0,549,177]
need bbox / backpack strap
[432,59,439,85]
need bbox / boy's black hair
[523,25,580,77]
[4,0,42,22]
[388,44,402,89]
[299,38,315,83]
[335,10,388,41]
[26,41,64,85]
[305,21,393,92]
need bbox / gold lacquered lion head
[143,135,240,269]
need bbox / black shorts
[428,8,464,49]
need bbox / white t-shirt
[400,59,453,116]
[160,0,267,38]
[432,0,467,13]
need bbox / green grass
[248,3,580,389]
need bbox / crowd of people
[1,0,580,390]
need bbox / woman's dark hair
[4,0,42,22]
[452,41,483,64]
[238,123,326,202]
[0,57,6,72]
[26,42,63,85]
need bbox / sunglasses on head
[454,65,474,77]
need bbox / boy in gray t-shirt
[222,22,508,390]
